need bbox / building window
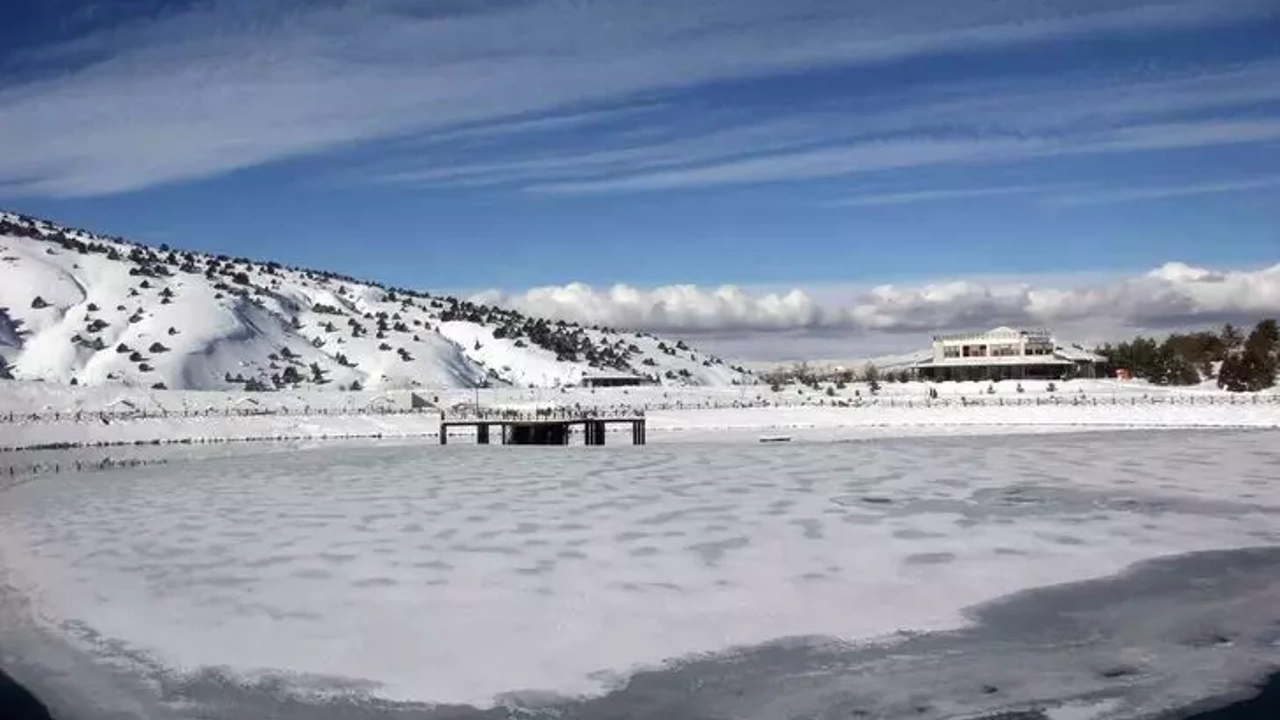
[944,346,960,358]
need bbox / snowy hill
[0,211,749,391]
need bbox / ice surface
[1,431,1278,712]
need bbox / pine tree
[1221,323,1244,353]
[864,362,881,394]
[1164,354,1201,386]
[1220,319,1278,392]
[1218,355,1248,392]
[1244,319,1278,390]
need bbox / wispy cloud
[830,185,1057,207]
[523,117,1280,194]
[366,58,1280,193]
[1052,175,1280,205]
[1078,119,1280,152]
[527,137,1045,194]
[826,174,1280,209]
[1,0,1276,196]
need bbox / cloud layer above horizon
[474,263,1280,359]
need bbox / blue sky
[2,0,1279,357]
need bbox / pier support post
[440,424,448,445]
[585,420,607,446]
[477,425,490,445]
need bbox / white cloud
[527,137,1042,194]
[831,174,1280,209]
[1,0,1275,196]
[366,59,1280,194]
[835,185,1059,207]
[476,263,1280,359]
[1051,175,1280,205]
[524,117,1280,194]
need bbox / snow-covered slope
[0,211,749,391]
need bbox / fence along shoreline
[2,391,1277,425]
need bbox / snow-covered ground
[1,375,1262,417]
[2,377,1277,450]
[1,431,1278,719]
[0,211,745,392]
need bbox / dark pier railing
[439,408,646,446]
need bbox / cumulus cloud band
[475,263,1280,336]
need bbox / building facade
[579,372,655,388]
[913,327,1105,381]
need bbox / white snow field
[3,377,1279,450]
[1,431,1278,719]
[0,211,745,392]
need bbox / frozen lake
[2,430,1279,719]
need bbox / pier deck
[439,410,646,446]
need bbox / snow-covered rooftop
[933,326,1053,343]
[915,355,1075,368]
[1055,345,1109,363]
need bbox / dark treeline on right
[1094,319,1278,391]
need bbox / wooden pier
[440,410,646,446]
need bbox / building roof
[1054,345,1108,363]
[914,355,1075,368]
[580,371,647,380]
[933,326,1053,343]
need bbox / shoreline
[0,662,1274,719]
[0,664,53,720]
[1171,672,1280,720]
[3,413,1279,454]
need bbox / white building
[913,327,1106,381]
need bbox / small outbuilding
[579,372,654,389]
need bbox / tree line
[1094,319,1278,391]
